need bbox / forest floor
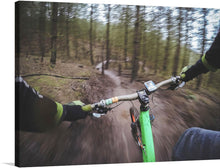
[17,56,220,166]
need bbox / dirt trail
[95,63,143,161]
[95,64,178,162]
[18,60,142,166]
[17,58,220,166]
[96,62,220,161]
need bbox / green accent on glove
[82,104,92,112]
[201,55,217,72]
[55,102,63,123]
[181,66,189,73]
[180,73,186,79]
[180,65,191,80]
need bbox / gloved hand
[180,65,192,82]
[180,58,210,82]
[63,105,89,121]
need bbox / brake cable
[110,102,124,110]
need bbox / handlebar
[82,76,184,113]
[155,76,176,88]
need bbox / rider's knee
[172,127,220,161]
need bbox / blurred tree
[57,4,66,53]
[17,2,40,57]
[72,4,80,59]
[89,4,99,64]
[196,8,209,89]
[181,8,194,68]
[172,7,184,76]
[123,5,132,69]
[89,4,94,65]
[163,8,173,72]
[50,2,58,66]
[101,41,105,75]
[65,4,72,58]
[39,2,46,62]
[140,6,147,72]
[105,4,111,69]
[153,7,165,74]
[131,5,141,82]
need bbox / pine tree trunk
[196,9,208,89]
[141,32,147,72]
[101,43,105,75]
[131,6,140,82]
[89,5,94,65]
[182,8,191,68]
[74,39,79,59]
[141,6,147,73]
[39,2,46,62]
[50,3,58,66]
[163,34,170,71]
[117,51,122,76]
[65,6,70,58]
[172,8,183,76]
[163,9,172,72]
[71,15,79,59]
[123,6,129,69]
[105,5,111,69]
[154,31,160,74]
[182,45,188,67]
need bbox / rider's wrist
[55,102,64,124]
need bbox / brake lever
[168,81,185,90]
[178,81,185,88]
[91,113,106,118]
[91,106,112,118]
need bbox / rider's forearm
[16,77,60,132]
[183,59,209,82]
[16,77,88,132]
[183,31,220,82]
[204,31,220,70]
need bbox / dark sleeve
[15,76,59,132]
[183,31,220,82]
[16,77,88,132]
[204,31,220,69]
[183,59,209,82]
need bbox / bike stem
[137,90,150,111]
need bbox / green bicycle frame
[139,109,155,162]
